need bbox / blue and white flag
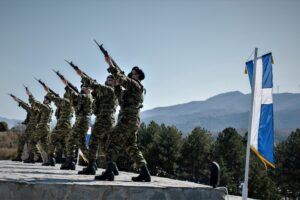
[85,118,93,146]
[246,53,275,168]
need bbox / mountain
[141,91,300,137]
[0,117,22,129]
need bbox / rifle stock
[64,60,93,80]
[35,78,59,97]
[8,93,28,106]
[23,84,33,97]
[52,69,79,94]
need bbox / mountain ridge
[141,91,300,135]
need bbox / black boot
[78,159,97,175]
[60,157,76,170]
[12,154,22,162]
[23,153,35,163]
[55,153,64,164]
[35,156,43,163]
[132,165,151,182]
[42,156,56,166]
[94,162,115,181]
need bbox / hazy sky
[1,0,299,120]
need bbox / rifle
[8,93,28,106]
[93,40,124,74]
[23,84,32,96]
[52,69,79,94]
[64,60,93,80]
[34,78,59,97]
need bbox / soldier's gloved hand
[107,65,118,74]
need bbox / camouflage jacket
[18,101,39,130]
[108,66,144,113]
[48,93,73,128]
[69,88,92,118]
[82,76,117,117]
[29,95,53,128]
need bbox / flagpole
[242,47,258,200]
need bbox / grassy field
[0,131,19,160]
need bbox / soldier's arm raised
[18,101,31,112]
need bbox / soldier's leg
[39,130,49,155]
[47,130,60,157]
[12,133,27,161]
[61,129,70,158]
[61,122,79,170]
[24,132,39,163]
[78,123,98,175]
[66,120,80,158]
[94,130,120,180]
[77,119,90,159]
[121,116,150,182]
[42,129,61,166]
[55,130,69,163]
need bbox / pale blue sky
[1,0,299,120]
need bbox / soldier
[77,74,118,175]
[10,96,40,161]
[42,87,74,166]
[95,56,151,182]
[60,83,92,170]
[24,91,53,164]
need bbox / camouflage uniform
[106,66,147,167]
[15,102,39,158]
[27,95,53,156]
[47,91,73,157]
[82,77,117,161]
[66,88,92,159]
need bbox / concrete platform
[0,160,227,200]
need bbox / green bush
[0,121,8,132]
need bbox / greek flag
[245,53,275,168]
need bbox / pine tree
[156,124,183,177]
[274,129,300,199]
[213,127,245,195]
[178,127,213,184]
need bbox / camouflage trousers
[16,128,39,157]
[27,126,49,156]
[66,116,90,158]
[106,111,146,168]
[47,123,71,157]
[88,114,115,160]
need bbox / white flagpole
[242,47,258,200]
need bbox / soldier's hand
[44,86,50,93]
[26,90,32,97]
[62,79,68,86]
[76,69,83,77]
[105,56,113,66]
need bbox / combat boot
[132,165,151,182]
[12,154,22,162]
[35,156,43,163]
[23,153,35,164]
[60,157,76,170]
[42,156,56,166]
[55,153,64,164]
[94,162,115,181]
[78,159,97,175]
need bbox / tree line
[118,121,298,200]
